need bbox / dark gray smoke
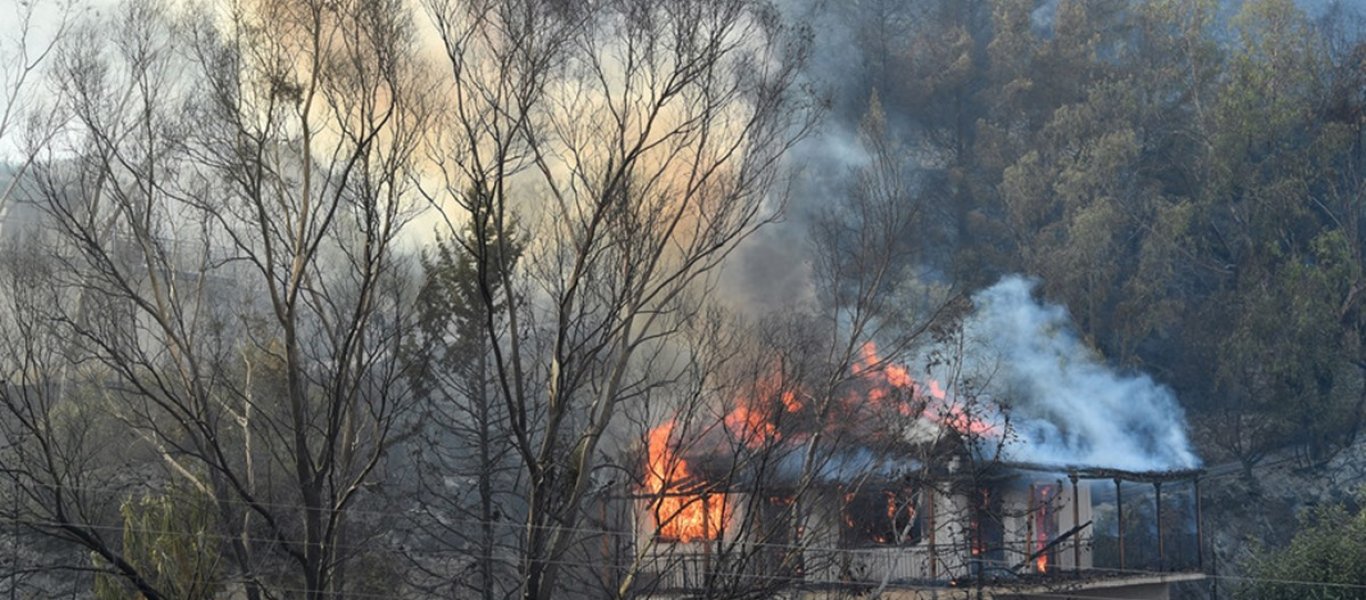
[721,0,893,311]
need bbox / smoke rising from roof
[960,276,1199,471]
[722,2,1202,472]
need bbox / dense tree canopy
[0,0,1364,598]
[836,0,1366,470]
[1237,490,1366,600]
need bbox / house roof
[999,461,1205,484]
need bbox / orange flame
[853,342,998,437]
[724,372,801,448]
[643,342,1002,545]
[645,421,729,542]
[1035,485,1053,573]
[723,405,778,447]
[644,371,801,541]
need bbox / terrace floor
[797,571,1208,600]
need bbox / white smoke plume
[954,276,1199,471]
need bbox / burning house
[608,336,1207,599]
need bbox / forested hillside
[0,0,1362,599]
[757,0,1366,473]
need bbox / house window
[840,487,920,547]
[1030,484,1059,572]
[652,493,728,543]
[970,486,1005,561]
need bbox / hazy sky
[0,0,115,161]
[2,0,1362,162]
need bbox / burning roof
[637,277,1205,551]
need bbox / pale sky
[0,0,114,161]
[3,0,1362,161]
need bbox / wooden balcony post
[1071,472,1081,573]
[1115,478,1124,570]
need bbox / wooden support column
[702,495,713,588]
[1026,483,1036,572]
[1115,479,1125,570]
[1070,472,1081,573]
[928,486,937,580]
[1195,477,1204,571]
[1155,481,1165,571]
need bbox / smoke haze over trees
[735,0,1366,472]
[0,0,1362,598]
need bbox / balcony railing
[636,535,1201,596]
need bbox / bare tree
[417,0,817,598]
[401,225,526,600]
[553,92,968,600]
[0,226,143,597]
[0,0,432,598]
[0,0,75,211]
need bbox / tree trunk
[478,348,496,600]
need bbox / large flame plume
[850,342,999,439]
[645,421,731,543]
[643,342,995,542]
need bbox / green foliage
[879,0,1366,467]
[406,202,525,402]
[403,198,527,599]
[92,487,221,600]
[26,0,1366,593]
[1237,491,1366,600]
